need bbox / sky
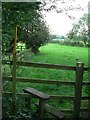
[42,0,89,36]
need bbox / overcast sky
[42,0,89,36]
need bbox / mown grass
[3,43,88,110]
[31,43,88,66]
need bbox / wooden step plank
[35,102,66,119]
[46,104,66,119]
[23,88,50,100]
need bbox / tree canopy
[66,14,88,46]
[2,2,49,53]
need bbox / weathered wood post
[24,91,31,110]
[39,99,45,118]
[0,9,2,118]
[12,26,17,95]
[12,26,17,115]
[21,46,22,51]
[73,62,84,119]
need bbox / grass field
[3,43,88,110]
[32,43,88,66]
[16,43,88,82]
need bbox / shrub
[59,39,85,47]
[2,96,34,120]
[50,39,60,44]
[78,41,85,47]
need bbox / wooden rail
[17,61,76,70]
[3,76,90,86]
[84,67,90,71]
[2,60,90,71]
[3,92,90,100]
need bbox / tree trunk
[31,46,39,54]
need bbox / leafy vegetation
[3,95,35,120]
[2,2,49,53]
[66,14,89,46]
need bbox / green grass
[3,43,89,110]
[33,43,88,66]
[16,43,88,81]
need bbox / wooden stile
[23,88,50,118]
[2,50,90,119]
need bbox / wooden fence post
[38,99,45,118]
[12,26,17,95]
[12,52,16,95]
[21,46,22,51]
[12,26,17,115]
[24,91,31,111]
[73,62,84,119]
[88,66,90,119]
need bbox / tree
[66,29,75,40]
[2,2,49,53]
[21,18,49,53]
[66,14,88,46]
